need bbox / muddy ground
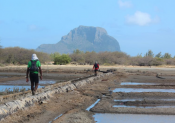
[0,66,175,122]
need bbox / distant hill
[36,26,121,54]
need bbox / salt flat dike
[0,72,113,120]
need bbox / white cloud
[126,11,160,26]
[118,0,132,8]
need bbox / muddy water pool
[0,85,44,91]
[113,105,175,108]
[94,76,175,122]
[93,113,175,123]
[113,88,175,93]
[120,82,175,86]
[86,99,101,111]
[0,79,55,92]
[114,99,143,101]
[1,79,56,85]
[121,82,155,85]
[114,98,175,102]
[0,76,8,78]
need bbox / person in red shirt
[93,61,99,76]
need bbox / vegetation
[0,46,175,66]
[70,49,130,65]
[0,47,50,65]
[69,49,175,66]
[50,52,60,61]
[54,54,71,65]
[145,50,154,57]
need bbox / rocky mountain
[36,26,121,54]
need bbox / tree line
[0,46,175,66]
[52,49,175,66]
[0,47,50,65]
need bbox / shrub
[50,52,60,61]
[152,58,163,66]
[54,54,71,65]
[0,47,51,64]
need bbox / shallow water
[39,80,56,84]
[86,99,101,111]
[114,99,143,102]
[113,88,175,93]
[120,82,175,86]
[121,82,155,85]
[2,79,56,85]
[114,98,175,102]
[113,105,175,108]
[0,85,44,91]
[0,76,8,78]
[93,113,175,123]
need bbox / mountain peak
[36,26,120,54]
[61,26,107,43]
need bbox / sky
[0,0,175,56]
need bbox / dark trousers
[30,73,39,91]
[94,69,98,76]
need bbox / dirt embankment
[0,71,120,123]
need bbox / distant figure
[26,54,42,95]
[93,61,99,76]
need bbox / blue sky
[0,0,175,56]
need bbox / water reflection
[0,76,8,78]
[121,82,155,85]
[0,85,44,91]
[114,98,175,102]
[86,99,101,111]
[2,79,56,85]
[113,105,175,108]
[39,81,56,84]
[114,99,143,102]
[93,113,175,123]
[113,88,175,93]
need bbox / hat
[31,54,39,60]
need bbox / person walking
[26,54,42,95]
[93,61,99,76]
